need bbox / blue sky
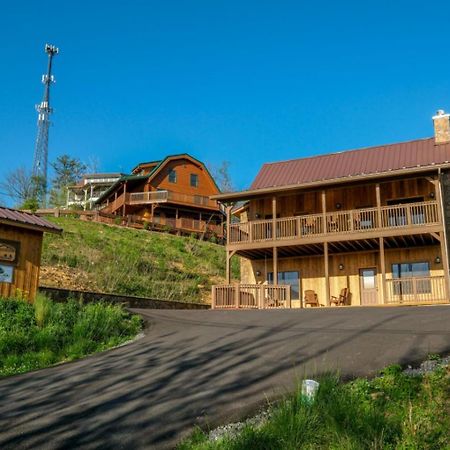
[0,1,449,204]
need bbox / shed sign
[0,240,19,265]
[0,264,13,284]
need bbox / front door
[359,268,378,305]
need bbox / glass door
[268,271,300,300]
[359,268,378,305]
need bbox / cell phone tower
[32,43,59,205]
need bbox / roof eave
[212,164,450,202]
[0,219,62,234]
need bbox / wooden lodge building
[212,110,450,309]
[96,154,224,237]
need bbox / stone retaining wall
[39,286,210,310]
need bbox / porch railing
[385,276,447,305]
[229,201,439,245]
[127,190,217,208]
[212,284,291,309]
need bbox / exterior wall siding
[0,225,43,301]
[240,246,443,307]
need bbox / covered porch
[212,233,450,309]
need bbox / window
[267,271,300,300]
[387,197,425,226]
[392,262,431,295]
[190,173,199,188]
[168,169,177,183]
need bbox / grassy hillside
[41,217,239,303]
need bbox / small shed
[0,207,62,301]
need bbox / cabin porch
[212,238,450,308]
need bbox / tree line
[0,155,90,210]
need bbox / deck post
[324,242,330,306]
[226,251,231,284]
[234,283,240,308]
[273,247,278,286]
[321,190,327,234]
[272,196,277,241]
[211,286,216,309]
[379,237,387,304]
[376,183,382,228]
[435,176,450,301]
[122,182,127,216]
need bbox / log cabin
[0,207,62,301]
[95,154,224,237]
[212,110,450,308]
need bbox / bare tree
[0,166,34,206]
[209,161,234,193]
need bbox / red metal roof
[0,207,62,233]
[250,137,450,190]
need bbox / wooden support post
[375,183,382,228]
[379,237,387,304]
[435,175,450,301]
[324,242,330,306]
[211,286,216,309]
[273,247,278,285]
[234,283,240,309]
[226,205,232,243]
[321,190,327,234]
[272,196,277,241]
[226,251,231,284]
[122,182,127,216]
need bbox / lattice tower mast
[32,44,59,203]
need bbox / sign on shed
[0,207,62,301]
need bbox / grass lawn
[0,294,142,377]
[41,217,239,302]
[180,364,450,449]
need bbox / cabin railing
[212,284,291,309]
[229,201,439,245]
[127,190,217,208]
[385,276,447,304]
[129,191,169,204]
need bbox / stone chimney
[433,109,450,144]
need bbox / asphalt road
[1,306,450,449]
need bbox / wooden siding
[247,177,434,220]
[240,246,444,307]
[0,225,43,301]
[149,158,219,198]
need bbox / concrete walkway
[0,306,449,449]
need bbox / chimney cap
[433,109,450,120]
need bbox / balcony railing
[128,190,217,208]
[212,284,291,309]
[385,276,447,305]
[128,191,169,204]
[229,201,439,245]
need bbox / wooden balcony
[128,190,218,209]
[212,284,291,309]
[229,201,440,248]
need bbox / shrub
[0,296,142,377]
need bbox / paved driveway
[1,306,450,449]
